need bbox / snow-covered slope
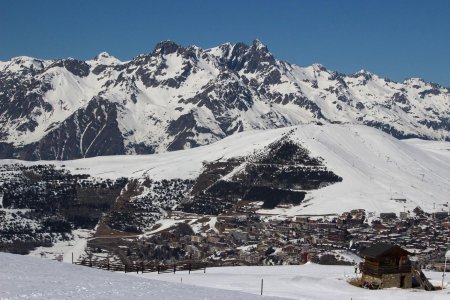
[2,124,449,214]
[0,40,449,160]
[0,252,285,300]
[139,263,449,300]
[1,252,448,300]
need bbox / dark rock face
[183,75,254,115]
[168,112,197,135]
[392,92,408,104]
[132,142,155,155]
[92,64,107,75]
[224,40,277,74]
[363,120,422,139]
[355,102,365,110]
[153,40,180,55]
[0,73,53,138]
[166,109,229,151]
[418,117,450,132]
[63,59,90,77]
[47,59,90,77]
[167,112,209,151]
[42,98,124,159]
[293,96,326,119]
[225,42,250,71]
[0,98,125,160]
[419,88,441,98]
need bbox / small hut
[360,243,413,288]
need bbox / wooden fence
[73,257,208,274]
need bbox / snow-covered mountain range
[1,40,449,160]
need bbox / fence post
[158,265,160,274]
[261,278,263,296]
[124,264,127,273]
[204,263,206,273]
[107,258,110,271]
[71,252,73,264]
[136,263,139,274]
[89,257,92,268]
[173,263,176,274]
[189,263,191,274]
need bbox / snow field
[136,263,450,300]
[2,252,449,300]
[0,253,285,300]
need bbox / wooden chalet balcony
[361,263,412,275]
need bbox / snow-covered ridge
[0,40,449,160]
[89,51,123,66]
[2,124,449,214]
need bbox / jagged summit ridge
[0,40,449,160]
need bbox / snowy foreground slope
[138,264,450,300]
[1,253,448,300]
[0,253,284,300]
[3,124,449,214]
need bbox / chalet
[295,216,309,224]
[185,245,201,259]
[206,235,220,244]
[230,231,249,242]
[380,213,397,220]
[160,231,174,240]
[282,244,301,254]
[360,243,413,288]
[399,212,409,220]
[168,241,180,249]
[190,235,202,243]
[434,211,449,220]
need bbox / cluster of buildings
[143,206,449,270]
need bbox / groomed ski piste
[2,124,449,214]
[1,252,449,300]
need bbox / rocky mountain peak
[349,69,376,83]
[354,69,374,76]
[92,51,122,65]
[220,40,276,73]
[404,77,436,88]
[2,56,47,73]
[152,40,180,55]
[311,63,328,72]
[94,51,112,60]
[251,39,269,52]
[47,58,90,77]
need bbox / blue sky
[1,0,449,86]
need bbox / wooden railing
[74,259,208,274]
